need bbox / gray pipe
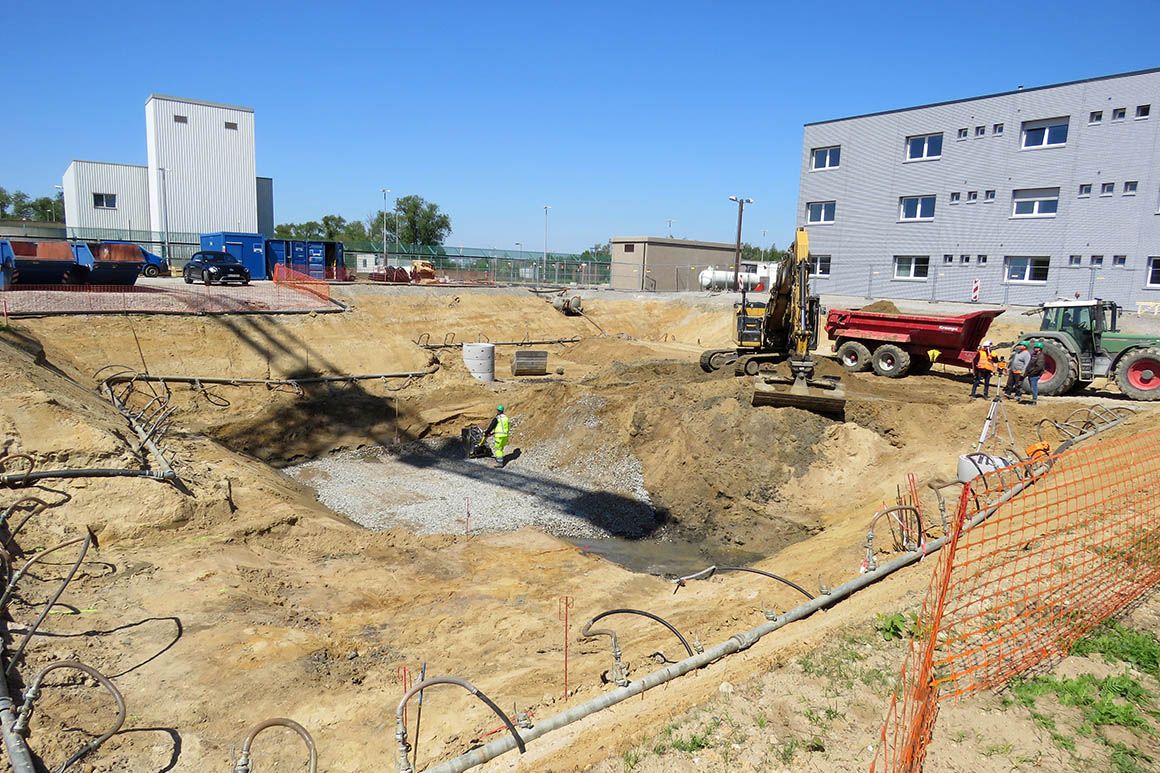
[101,383,178,482]
[0,468,172,486]
[423,419,1122,773]
[233,717,317,773]
[0,633,34,773]
[102,370,433,387]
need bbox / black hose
[672,565,815,601]
[6,531,94,675]
[395,676,526,767]
[13,660,125,773]
[584,609,695,658]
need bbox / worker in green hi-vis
[483,405,510,467]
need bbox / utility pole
[380,188,390,268]
[542,205,551,287]
[728,196,753,292]
[160,167,171,260]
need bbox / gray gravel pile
[285,434,657,539]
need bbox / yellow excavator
[699,227,846,415]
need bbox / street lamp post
[515,242,522,284]
[728,196,753,292]
[380,188,390,268]
[667,218,676,238]
[52,184,63,224]
[542,205,551,287]
[159,167,171,260]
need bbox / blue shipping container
[306,241,326,280]
[200,232,268,280]
[290,240,308,273]
[265,239,288,278]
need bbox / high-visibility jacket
[975,349,995,372]
[494,414,510,439]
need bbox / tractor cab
[1038,299,1119,380]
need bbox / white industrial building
[62,95,274,256]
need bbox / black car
[183,251,251,285]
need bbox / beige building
[610,236,737,292]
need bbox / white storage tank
[463,343,496,382]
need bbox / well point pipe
[0,619,33,773]
[234,717,317,773]
[101,370,433,388]
[422,420,1123,773]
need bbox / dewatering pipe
[233,717,317,773]
[102,369,434,388]
[394,677,525,773]
[12,660,125,773]
[416,336,581,350]
[101,383,178,482]
[863,506,924,573]
[672,566,815,601]
[423,418,1126,773]
[0,619,34,773]
[0,533,89,611]
[580,609,696,688]
[0,468,173,487]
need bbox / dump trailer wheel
[835,340,872,372]
[1115,347,1160,401]
[871,344,911,378]
[1025,339,1077,396]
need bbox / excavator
[699,227,846,415]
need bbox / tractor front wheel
[1115,348,1160,401]
[1024,339,1077,396]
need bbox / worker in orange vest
[969,340,996,399]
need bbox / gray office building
[797,68,1160,310]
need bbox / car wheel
[143,264,160,278]
[204,272,213,286]
[183,270,192,284]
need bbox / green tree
[394,195,451,245]
[0,188,65,223]
[0,187,10,219]
[578,241,610,262]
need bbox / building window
[957,128,969,140]
[1149,257,1160,287]
[894,255,930,280]
[811,146,841,170]
[949,192,961,204]
[1137,105,1151,119]
[906,133,943,161]
[1090,255,1104,266]
[1068,255,1082,266]
[92,193,116,209]
[993,123,1004,135]
[899,195,936,221]
[173,115,188,124]
[1124,181,1138,196]
[1101,182,1115,196]
[1021,116,1069,149]
[809,254,832,277]
[623,244,635,253]
[984,189,996,202]
[977,254,988,264]
[967,190,978,203]
[1113,107,1127,121]
[943,254,954,264]
[1113,255,1127,267]
[960,254,971,263]
[975,125,985,137]
[1011,187,1059,218]
[1078,183,1092,197]
[806,201,836,224]
[224,121,238,130]
[1006,256,1050,284]
[1089,111,1103,124]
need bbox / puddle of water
[566,532,765,577]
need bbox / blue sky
[5,1,1160,252]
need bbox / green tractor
[1022,299,1160,401]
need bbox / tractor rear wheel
[1025,339,1077,396]
[836,340,872,372]
[1115,347,1160,401]
[871,344,911,378]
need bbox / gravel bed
[285,436,657,539]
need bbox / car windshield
[199,253,240,265]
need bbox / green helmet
[1017,340,1029,348]
[497,405,505,413]
[1033,342,1044,349]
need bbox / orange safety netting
[272,264,332,302]
[872,426,1160,772]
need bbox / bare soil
[0,284,1156,772]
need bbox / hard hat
[1033,342,1044,349]
[1016,340,1029,348]
[982,340,993,348]
[497,405,505,412]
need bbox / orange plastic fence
[872,426,1160,772]
[271,264,332,301]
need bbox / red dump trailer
[825,306,1005,378]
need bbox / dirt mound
[859,299,902,314]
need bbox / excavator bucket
[752,373,847,417]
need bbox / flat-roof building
[610,236,737,292]
[798,68,1160,309]
[62,95,274,258]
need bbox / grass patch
[1072,621,1160,679]
[621,748,642,771]
[775,738,799,765]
